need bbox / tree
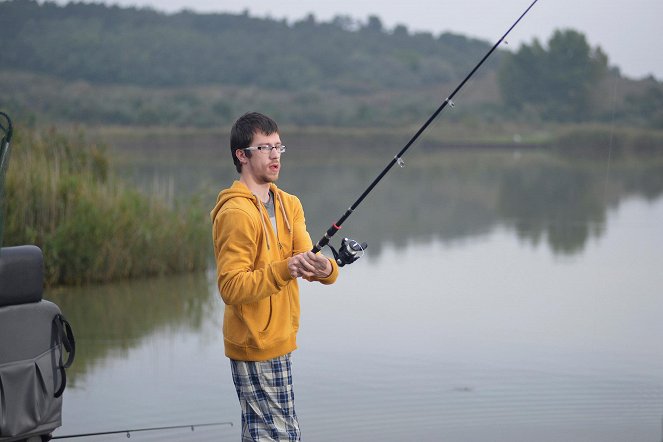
[498,29,608,121]
[363,15,384,33]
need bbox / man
[211,112,339,441]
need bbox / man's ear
[235,148,248,165]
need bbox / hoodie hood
[210,180,291,250]
[210,180,256,221]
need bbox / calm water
[47,140,663,441]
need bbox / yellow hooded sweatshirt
[210,180,339,361]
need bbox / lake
[47,135,663,441]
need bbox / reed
[2,126,209,286]
[550,124,663,157]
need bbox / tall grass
[550,124,663,157]
[2,126,209,286]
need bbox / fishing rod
[51,421,233,439]
[312,0,540,262]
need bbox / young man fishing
[211,112,339,441]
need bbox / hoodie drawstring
[275,192,292,233]
[256,190,292,251]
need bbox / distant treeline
[0,0,661,129]
[0,0,492,91]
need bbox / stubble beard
[258,168,279,184]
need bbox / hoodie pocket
[257,294,291,347]
[236,297,273,348]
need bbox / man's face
[239,131,282,184]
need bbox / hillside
[0,0,661,130]
[0,0,495,90]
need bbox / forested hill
[0,0,495,92]
[1,0,661,129]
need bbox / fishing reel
[327,237,367,267]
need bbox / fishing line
[50,421,233,439]
[311,0,541,257]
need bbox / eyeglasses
[243,144,286,154]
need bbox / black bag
[0,246,76,442]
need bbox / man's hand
[288,251,332,279]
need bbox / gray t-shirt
[262,191,277,234]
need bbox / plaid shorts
[231,353,301,441]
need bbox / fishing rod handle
[311,223,342,253]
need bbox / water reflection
[113,138,663,258]
[498,152,663,254]
[46,271,216,383]
[497,158,608,254]
[287,149,663,257]
[49,136,663,441]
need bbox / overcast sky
[67,0,662,80]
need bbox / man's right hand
[288,252,332,279]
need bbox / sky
[58,0,662,80]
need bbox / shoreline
[77,122,663,153]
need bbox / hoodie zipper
[253,188,291,259]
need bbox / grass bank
[88,120,663,155]
[550,124,663,155]
[2,126,209,286]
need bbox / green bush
[2,126,209,285]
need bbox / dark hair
[230,112,279,173]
